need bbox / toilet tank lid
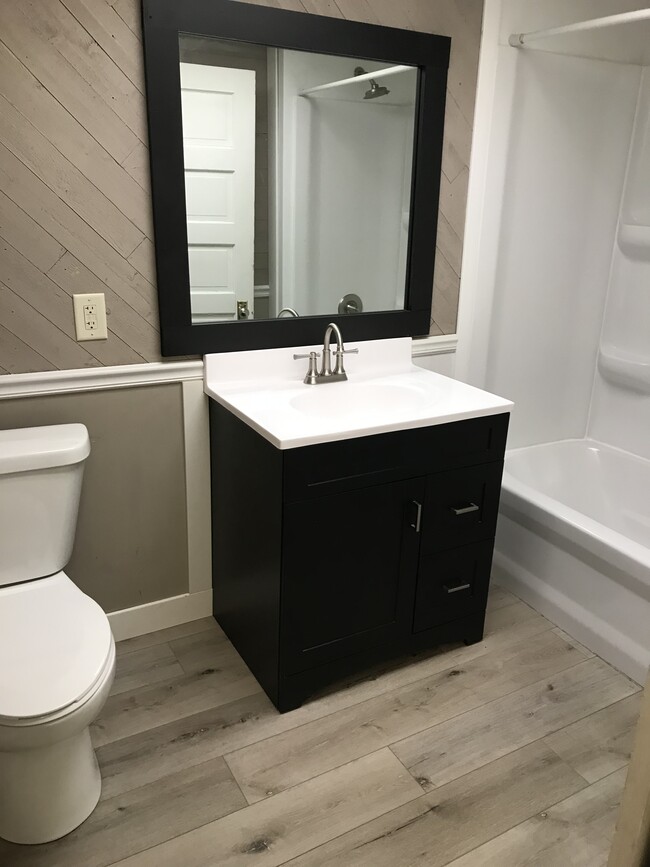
[0,424,90,475]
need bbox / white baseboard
[107,589,213,642]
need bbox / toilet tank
[0,424,91,586]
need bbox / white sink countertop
[204,337,513,449]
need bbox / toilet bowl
[0,424,115,844]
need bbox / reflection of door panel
[180,63,255,322]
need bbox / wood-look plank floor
[0,587,642,867]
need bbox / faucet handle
[332,345,359,377]
[293,352,320,360]
[294,351,320,385]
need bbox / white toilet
[0,424,116,845]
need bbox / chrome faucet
[293,322,358,385]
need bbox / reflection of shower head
[354,66,390,100]
[364,80,390,99]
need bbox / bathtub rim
[502,437,650,590]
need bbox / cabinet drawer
[421,462,503,554]
[414,541,493,632]
[283,414,509,502]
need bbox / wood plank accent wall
[0,0,482,374]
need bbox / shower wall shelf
[598,347,650,394]
[618,224,650,259]
[509,9,650,66]
[299,64,412,97]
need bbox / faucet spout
[321,323,344,377]
[293,321,358,384]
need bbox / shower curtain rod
[299,64,412,97]
[509,8,650,49]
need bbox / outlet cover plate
[73,293,108,341]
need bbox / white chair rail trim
[0,360,204,399]
[412,334,458,357]
[0,336,457,399]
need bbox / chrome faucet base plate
[311,372,348,384]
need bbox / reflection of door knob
[338,293,363,315]
[237,301,250,320]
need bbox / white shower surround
[457,0,650,684]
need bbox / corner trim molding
[0,360,204,399]
[181,379,212,596]
[107,589,213,642]
[412,334,458,356]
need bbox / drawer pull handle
[410,500,422,533]
[451,502,479,516]
[444,582,471,594]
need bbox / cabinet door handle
[451,502,479,516]
[410,500,422,533]
[443,582,471,594]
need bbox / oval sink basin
[289,381,437,421]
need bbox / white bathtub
[494,438,650,684]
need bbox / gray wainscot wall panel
[0,383,189,612]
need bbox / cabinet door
[281,478,425,674]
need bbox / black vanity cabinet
[210,401,509,712]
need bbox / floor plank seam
[224,744,414,808]
[270,740,595,867]
[104,748,426,867]
[115,624,217,658]
[220,656,619,822]
[222,751,254,805]
[387,731,591,793]
[4,595,640,867]
[541,739,599,787]
[532,689,642,753]
[96,765,253,867]
[99,617,590,765]
[179,626,571,766]
[386,743,430,793]
[98,663,640,810]
[433,764,630,867]
[386,655,599,754]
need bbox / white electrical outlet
[73,293,108,341]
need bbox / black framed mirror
[142,0,450,355]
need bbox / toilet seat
[0,641,115,729]
[0,572,113,723]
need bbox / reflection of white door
[180,63,255,322]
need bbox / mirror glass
[178,34,419,324]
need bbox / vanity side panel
[210,400,283,703]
